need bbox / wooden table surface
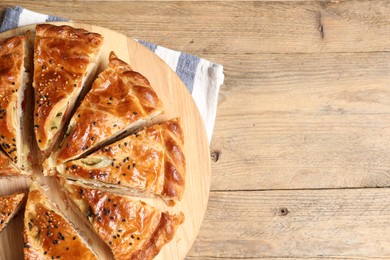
[1,1,390,259]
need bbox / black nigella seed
[49,59,53,64]
[113,124,117,127]
[66,247,69,251]
[38,140,42,143]
[122,219,126,222]
[93,121,96,126]
[109,241,112,245]
[122,173,126,176]
[44,251,47,255]
[72,165,77,170]
[91,136,95,141]
[137,237,140,240]
[131,235,134,239]
[58,232,65,240]
[113,235,116,239]
[11,82,15,85]
[73,236,76,240]
[98,217,102,222]
[129,242,132,246]
[133,111,137,115]
[24,243,30,248]
[133,163,136,168]
[77,114,80,118]
[118,229,122,232]
[53,240,58,245]
[117,181,121,184]
[42,65,47,69]
[124,142,128,146]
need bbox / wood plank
[187,189,390,258]
[209,51,390,190]
[3,1,390,54]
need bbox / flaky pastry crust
[50,51,163,167]
[0,192,24,232]
[23,182,98,260]
[33,24,103,154]
[57,118,185,202]
[62,180,184,260]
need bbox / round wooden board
[0,22,211,260]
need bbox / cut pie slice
[33,24,103,155]
[0,36,33,173]
[46,52,163,171]
[0,193,25,232]
[62,179,184,260]
[23,182,98,260]
[57,118,185,203]
[0,149,22,176]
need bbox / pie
[0,36,33,173]
[33,24,103,156]
[0,149,22,176]
[62,179,184,260]
[46,51,163,172]
[56,118,185,203]
[0,192,25,232]
[23,182,98,259]
[0,23,187,260]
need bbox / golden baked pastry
[46,52,163,172]
[0,36,33,173]
[0,192,25,232]
[57,118,185,203]
[0,149,21,176]
[23,182,98,260]
[33,24,103,155]
[62,179,184,260]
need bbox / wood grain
[1,1,390,259]
[210,52,390,190]
[188,189,390,258]
[0,23,211,260]
[3,1,390,55]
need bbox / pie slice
[62,179,184,260]
[57,118,185,203]
[23,182,98,260]
[46,52,163,171]
[0,36,33,173]
[0,149,22,176]
[33,24,103,155]
[0,193,25,232]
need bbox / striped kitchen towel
[0,6,224,142]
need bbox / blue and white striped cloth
[0,6,224,142]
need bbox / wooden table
[1,1,390,259]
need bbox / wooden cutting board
[0,22,211,260]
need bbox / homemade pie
[0,24,186,260]
[56,118,185,203]
[62,179,184,260]
[23,182,98,259]
[46,51,163,172]
[0,192,25,232]
[0,36,33,173]
[33,24,103,156]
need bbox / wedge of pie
[57,118,185,203]
[0,193,25,232]
[62,179,184,260]
[33,24,103,156]
[46,51,163,172]
[0,149,21,176]
[0,36,33,173]
[23,182,98,259]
